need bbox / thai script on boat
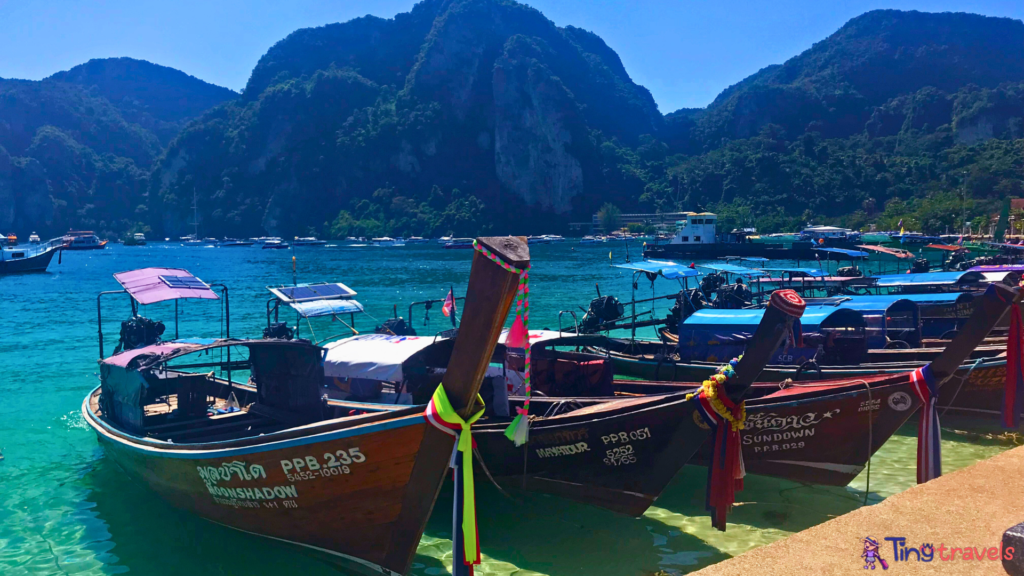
[197,461,267,484]
[531,428,589,446]
[745,409,839,432]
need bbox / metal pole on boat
[631,271,638,343]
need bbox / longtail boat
[83,237,529,575]
[319,311,807,517]
[588,284,1016,486]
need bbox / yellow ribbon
[427,385,485,565]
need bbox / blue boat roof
[760,268,827,277]
[289,299,365,318]
[682,305,864,332]
[614,260,699,279]
[872,271,984,287]
[696,262,767,277]
[815,247,869,258]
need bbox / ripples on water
[0,242,1013,575]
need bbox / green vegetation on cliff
[2,4,1023,239]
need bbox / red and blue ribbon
[910,364,941,483]
[694,392,745,531]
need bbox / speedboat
[579,236,598,244]
[527,236,550,245]
[371,237,405,247]
[218,238,254,247]
[541,234,565,243]
[437,236,453,244]
[443,238,474,249]
[63,231,108,250]
[262,239,290,249]
[29,233,41,244]
[293,237,328,247]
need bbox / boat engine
[910,258,930,273]
[115,315,165,353]
[263,322,294,340]
[836,266,862,278]
[700,272,726,294]
[376,317,416,336]
[579,295,625,333]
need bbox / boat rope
[473,240,533,446]
[938,358,983,418]
[472,446,515,501]
[425,385,485,575]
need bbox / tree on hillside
[597,203,621,233]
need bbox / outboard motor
[836,266,862,278]
[115,315,165,353]
[263,322,294,340]
[700,272,726,295]
[910,258,930,274]
[376,317,416,336]
[579,295,625,333]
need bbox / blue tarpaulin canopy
[614,259,700,279]
[760,267,827,277]
[680,305,864,336]
[675,305,865,364]
[696,262,766,277]
[872,271,984,287]
[814,247,869,259]
[289,299,364,318]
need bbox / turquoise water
[0,242,1012,576]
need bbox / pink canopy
[113,268,219,305]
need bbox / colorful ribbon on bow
[425,385,485,574]
[1004,297,1023,429]
[689,357,746,531]
[472,240,532,446]
[910,364,941,483]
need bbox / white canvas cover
[323,334,439,382]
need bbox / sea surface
[0,241,1014,576]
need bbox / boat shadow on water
[424,479,730,575]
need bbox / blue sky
[2,0,1022,112]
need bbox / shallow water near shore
[0,241,1014,575]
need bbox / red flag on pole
[442,287,457,327]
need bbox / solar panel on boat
[274,283,357,302]
[160,275,208,289]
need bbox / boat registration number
[280,448,366,481]
[600,427,651,445]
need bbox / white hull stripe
[766,460,865,475]
[208,519,402,576]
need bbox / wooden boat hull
[474,393,709,517]
[694,375,922,486]
[0,245,59,273]
[84,390,439,576]
[607,350,1009,419]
